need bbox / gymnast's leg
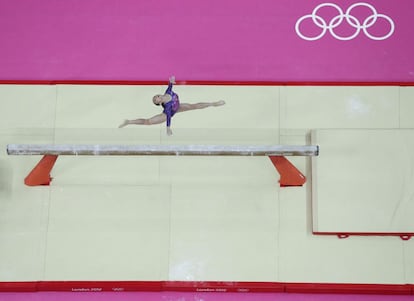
[177,100,225,113]
[118,113,167,128]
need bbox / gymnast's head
[152,95,163,106]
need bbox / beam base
[24,155,58,186]
[269,156,306,187]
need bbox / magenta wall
[0,0,412,82]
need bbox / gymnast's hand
[167,127,173,136]
[169,76,176,84]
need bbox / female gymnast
[118,76,225,135]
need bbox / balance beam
[6,144,319,187]
[7,144,319,157]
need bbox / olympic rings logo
[295,2,395,41]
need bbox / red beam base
[269,156,306,187]
[24,155,58,186]
[22,155,305,187]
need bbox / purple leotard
[162,82,180,127]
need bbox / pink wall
[0,0,412,82]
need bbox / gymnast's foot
[118,120,129,128]
[213,100,225,106]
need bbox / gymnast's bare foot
[214,100,225,106]
[118,120,129,128]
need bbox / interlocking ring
[295,2,395,41]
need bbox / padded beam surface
[7,144,319,157]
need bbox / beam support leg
[269,156,306,187]
[22,155,306,187]
[24,155,59,186]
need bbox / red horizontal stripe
[0,80,414,86]
[36,281,162,292]
[313,232,413,241]
[0,282,37,292]
[284,283,412,295]
[163,281,284,293]
[0,281,412,294]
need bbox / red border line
[283,283,413,295]
[0,281,413,294]
[163,281,285,293]
[0,80,414,86]
[314,232,414,240]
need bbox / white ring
[295,14,327,41]
[346,2,377,29]
[363,14,395,40]
[312,3,344,29]
[329,14,361,41]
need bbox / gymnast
[118,76,225,135]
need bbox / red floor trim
[0,281,412,294]
[283,283,413,295]
[0,80,414,86]
[0,282,37,292]
[36,281,161,292]
[313,232,414,241]
[163,281,284,293]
